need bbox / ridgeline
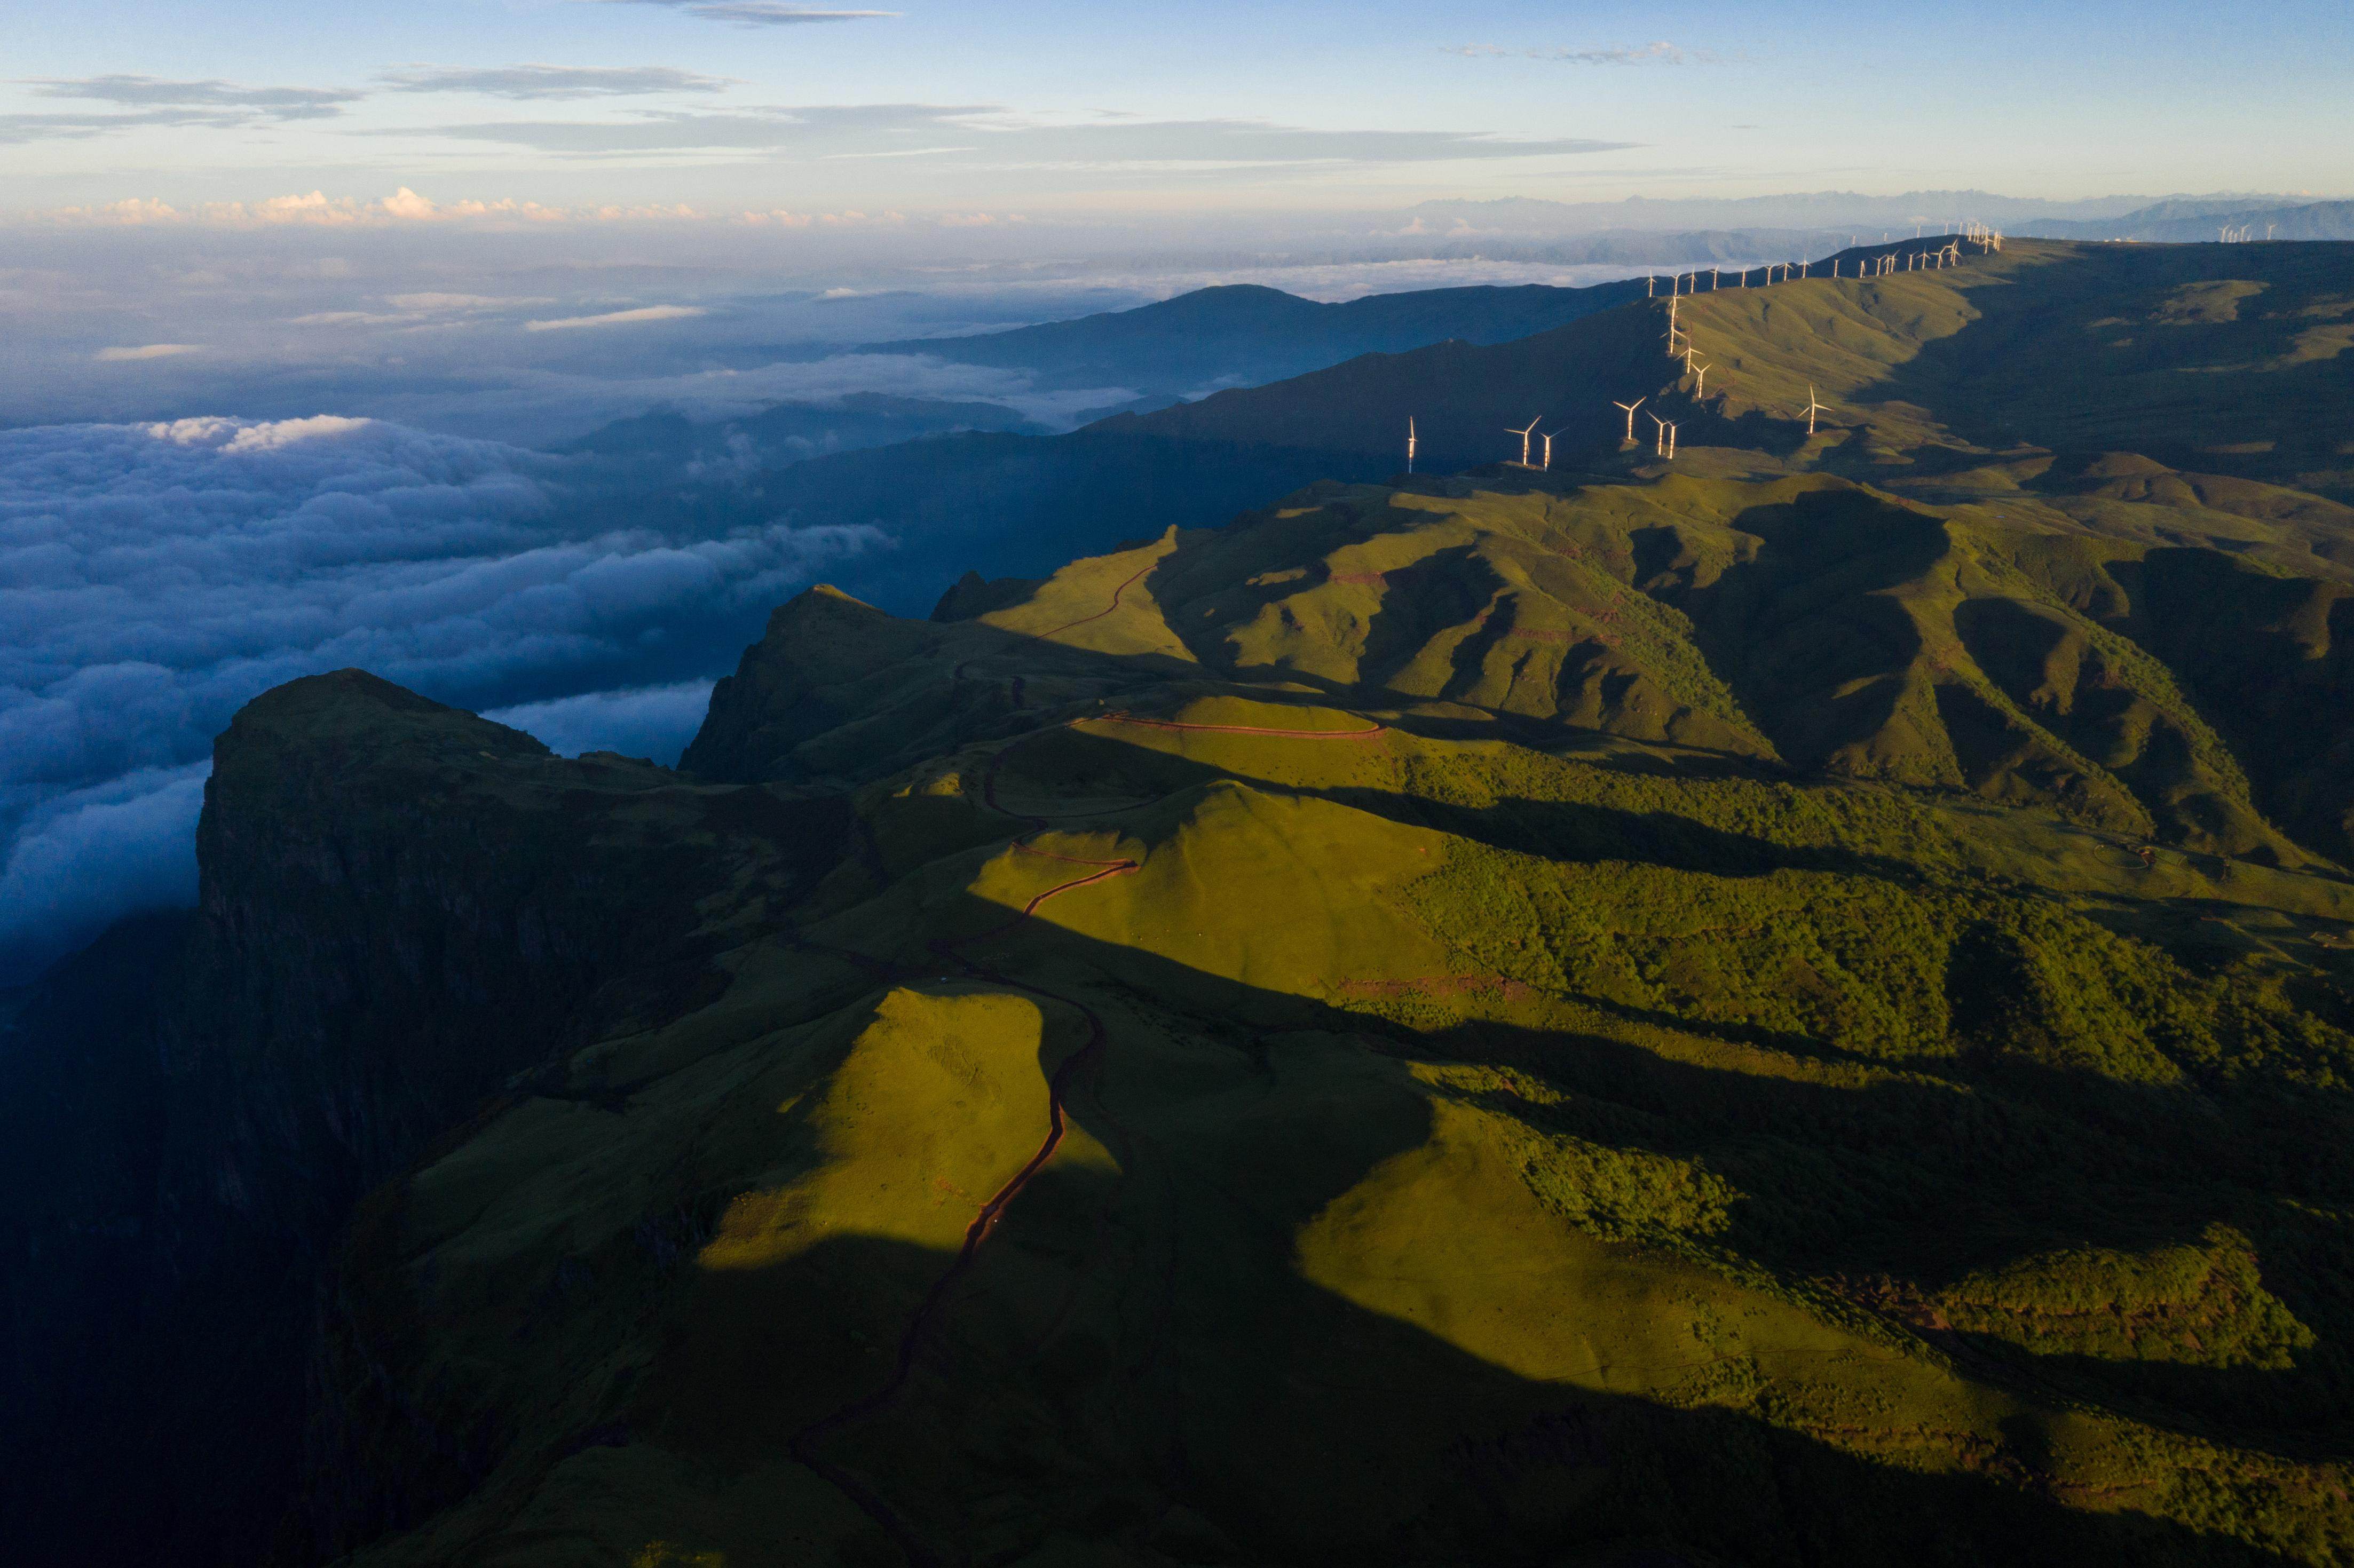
[9,236,2354,1566]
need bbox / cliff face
[166,670,719,1249]
[1,669,855,1566]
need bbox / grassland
[68,236,2354,1567]
[289,420,2354,1564]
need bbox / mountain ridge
[11,232,2354,1567]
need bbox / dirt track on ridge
[788,575,1386,1565]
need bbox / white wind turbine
[1406,416,1417,474]
[1802,384,1829,436]
[1613,397,1646,444]
[1691,358,1712,397]
[1507,416,1542,465]
[1541,426,1568,469]
[1648,411,1669,456]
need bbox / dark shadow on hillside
[1654,489,1952,766]
[981,907,2354,1461]
[1870,243,2354,501]
[620,1224,2309,1567]
[365,906,2332,1565]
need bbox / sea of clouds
[0,413,882,982]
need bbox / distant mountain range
[1398,188,2308,233]
[2021,197,2354,242]
[857,278,1646,395]
[699,234,2354,620]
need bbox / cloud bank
[0,414,881,981]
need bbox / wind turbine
[1648,411,1669,456]
[1406,416,1417,474]
[1506,416,1541,465]
[1802,384,1828,436]
[1541,426,1568,469]
[1799,259,1812,278]
[1691,358,1712,397]
[1665,421,1678,460]
[1613,397,1646,444]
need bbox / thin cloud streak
[583,0,899,24]
[15,74,365,110]
[524,304,708,329]
[94,344,202,362]
[1443,42,1720,65]
[378,64,737,99]
[398,104,1631,167]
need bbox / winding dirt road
[786,585,1387,1565]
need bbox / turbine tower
[1406,416,1417,474]
[1691,358,1712,397]
[1541,427,1567,470]
[1648,411,1668,456]
[1802,384,1828,437]
[1506,416,1541,466]
[1613,397,1646,445]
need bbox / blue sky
[5,0,2350,217]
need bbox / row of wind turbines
[1405,229,1998,472]
[1645,231,1996,297]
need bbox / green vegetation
[44,238,2354,1566]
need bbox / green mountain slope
[253,482,2354,1566]
[15,237,2354,1568]
[1122,239,2354,502]
[750,237,2354,620]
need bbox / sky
[3,0,2351,984]
[4,0,2351,219]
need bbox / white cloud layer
[483,679,716,761]
[0,414,881,980]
